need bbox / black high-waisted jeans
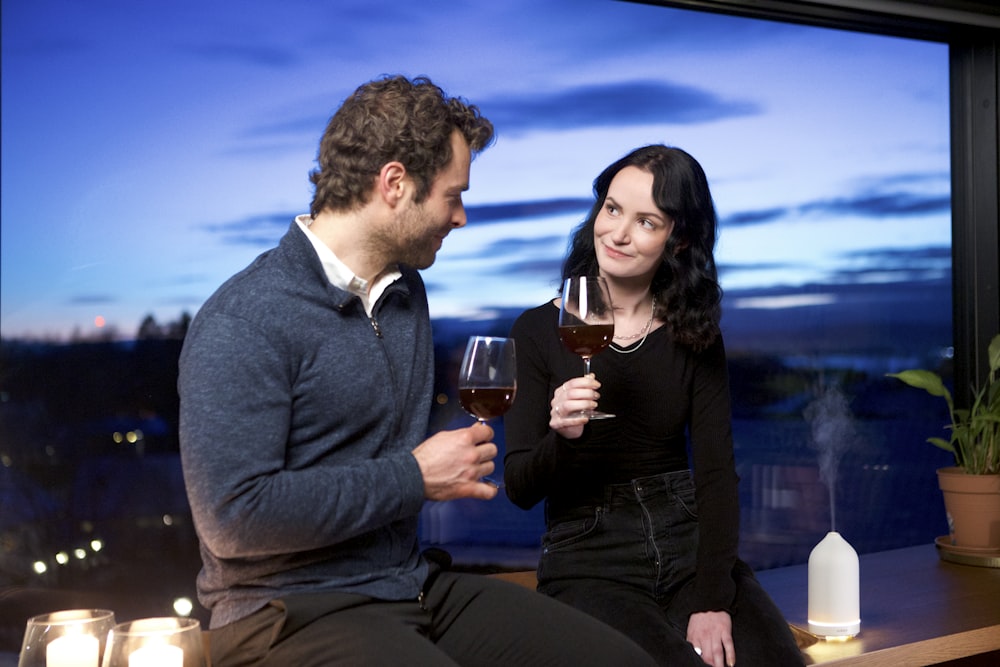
[538,470,804,666]
[205,561,658,667]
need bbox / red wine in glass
[458,336,517,488]
[558,276,616,419]
[558,323,614,358]
[459,386,516,421]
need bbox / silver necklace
[613,297,655,340]
[610,297,655,354]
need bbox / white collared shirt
[295,214,401,317]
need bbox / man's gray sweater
[178,221,431,629]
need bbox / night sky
[2,0,951,347]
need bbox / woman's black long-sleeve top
[503,301,741,612]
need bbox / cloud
[801,192,950,218]
[871,171,950,187]
[243,115,329,140]
[149,273,218,288]
[67,295,116,305]
[445,236,568,264]
[721,244,951,291]
[732,293,837,309]
[718,260,805,275]
[244,77,764,143]
[722,173,950,227]
[494,259,564,280]
[201,213,295,246]
[843,246,950,263]
[244,73,761,142]
[486,236,568,255]
[185,43,300,68]
[468,198,591,223]
[718,243,951,291]
[828,265,950,284]
[829,245,951,284]
[480,80,760,133]
[204,200,586,251]
[724,275,950,314]
[723,208,788,227]
[159,295,209,307]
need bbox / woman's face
[594,165,675,283]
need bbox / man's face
[386,130,472,270]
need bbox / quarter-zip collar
[295,214,402,316]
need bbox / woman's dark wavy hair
[561,145,722,351]
[309,75,495,216]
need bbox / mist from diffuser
[804,386,861,640]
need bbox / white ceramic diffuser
[808,531,860,639]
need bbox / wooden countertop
[755,543,1000,666]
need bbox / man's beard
[376,203,440,270]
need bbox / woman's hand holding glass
[557,276,616,419]
[549,378,602,438]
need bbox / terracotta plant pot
[937,466,1000,549]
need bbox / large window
[1,0,961,634]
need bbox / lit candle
[46,633,99,667]
[128,645,183,667]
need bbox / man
[179,75,656,666]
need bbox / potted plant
[887,333,1000,551]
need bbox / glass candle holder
[18,609,116,667]
[101,618,205,667]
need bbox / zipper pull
[370,316,383,338]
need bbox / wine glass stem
[474,417,504,488]
[583,356,592,376]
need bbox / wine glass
[19,609,116,667]
[458,335,517,488]
[102,618,206,667]
[558,276,616,419]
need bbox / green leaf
[927,436,955,453]
[887,334,1000,474]
[887,369,950,398]
[989,334,1000,373]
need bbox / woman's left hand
[686,610,735,667]
[549,377,597,438]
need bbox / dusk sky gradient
[1,0,951,345]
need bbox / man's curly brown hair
[309,75,494,217]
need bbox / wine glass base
[578,409,616,420]
[481,477,506,489]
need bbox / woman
[503,145,804,667]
